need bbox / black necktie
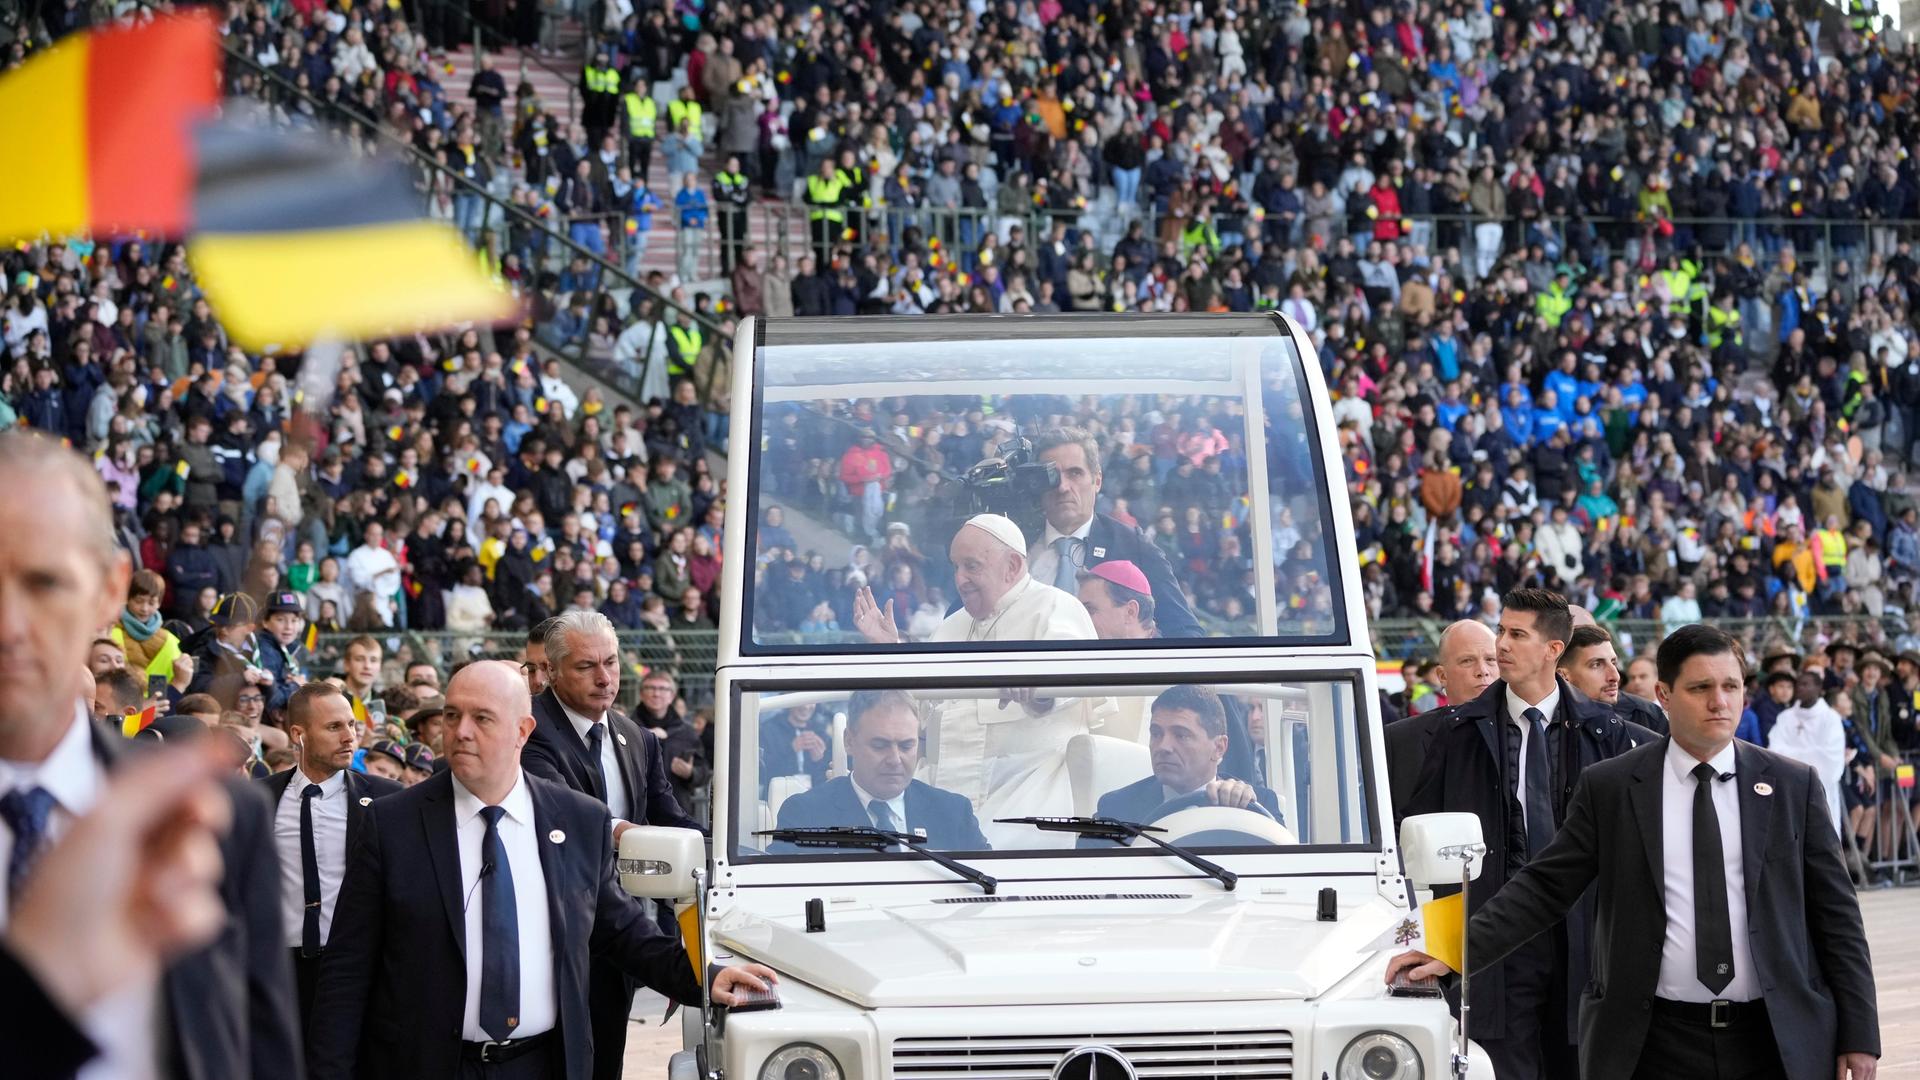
[300,783,323,956]
[478,805,520,1040]
[0,785,55,905]
[868,799,898,832]
[1521,707,1554,858]
[583,722,609,801]
[1691,762,1736,995]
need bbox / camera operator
[1028,427,1202,638]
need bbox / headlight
[760,1043,844,1080]
[1337,1031,1423,1080]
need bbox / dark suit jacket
[117,725,305,1079]
[259,767,402,949]
[306,769,702,1080]
[1083,513,1203,639]
[757,711,833,795]
[1404,678,1655,1041]
[1385,705,1457,823]
[8,726,303,1080]
[1614,691,1670,736]
[1469,739,1879,1080]
[523,688,701,832]
[1077,774,1281,847]
[772,777,990,851]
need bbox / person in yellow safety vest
[805,160,847,262]
[622,73,658,181]
[667,92,704,148]
[833,147,872,242]
[581,51,622,146]
[1849,0,1879,38]
[1812,515,1849,577]
[1706,293,1743,350]
[1536,269,1575,327]
[668,312,703,378]
[713,155,752,275]
[1180,214,1220,260]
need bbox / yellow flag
[1422,892,1465,973]
[677,903,703,982]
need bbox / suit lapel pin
[358,796,372,806]
[549,829,567,843]
[615,732,628,746]
[1091,546,1107,558]
[1753,782,1773,797]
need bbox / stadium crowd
[5,0,1920,825]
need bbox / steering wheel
[1132,791,1297,847]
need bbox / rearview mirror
[617,826,706,901]
[1399,812,1485,889]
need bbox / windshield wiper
[755,826,997,894]
[996,816,1238,891]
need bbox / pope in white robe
[854,514,1108,847]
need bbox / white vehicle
[621,314,1491,1080]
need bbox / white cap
[963,514,1026,555]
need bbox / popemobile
[620,314,1494,1080]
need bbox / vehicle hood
[713,891,1407,1008]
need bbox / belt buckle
[1709,999,1732,1029]
[481,1040,510,1063]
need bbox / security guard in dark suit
[1404,590,1655,1080]
[1392,624,1879,1080]
[1386,620,1499,822]
[1569,604,1668,735]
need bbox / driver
[771,690,990,851]
[1082,685,1279,846]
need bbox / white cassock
[919,574,1111,848]
[1768,701,1848,830]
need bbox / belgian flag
[0,12,219,239]
[0,15,513,348]
[186,124,515,348]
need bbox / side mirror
[618,826,706,901]
[1399,812,1485,889]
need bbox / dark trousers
[628,137,654,184]
[291,949,321,1041]
[718,208,747,274]
[1632,1002,1787,1080]
[587,963,635,1080]
[1477,936,1575,1080]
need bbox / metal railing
[743,199,1920,295]
[314,629,720,706]
[199,19,735,410]
[405,0,582,122]
[1370,614,1902,662]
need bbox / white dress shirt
[1028,516,1094,589]
[850,777,909,835]
[453,771,557,1041]
[275,766,351,948]
[1654,740,1759,1002]
[1503,682,1562,832]
[0,705,157,1080]
[560,701,633,824]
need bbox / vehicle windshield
[731,675,1376,861]
[743,316,1344,654]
